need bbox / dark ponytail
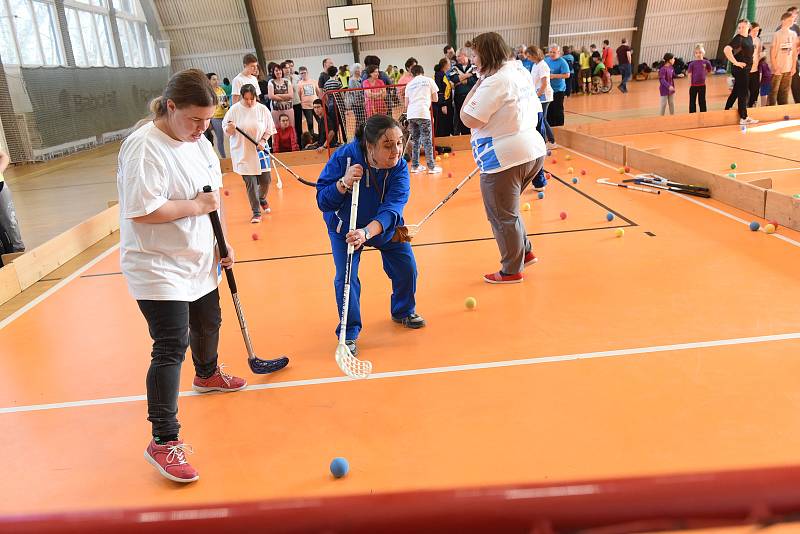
[355,114,401,153]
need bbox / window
[78,9,101,65]
[32,2,63,65]
[9,0,42,65]
[94,12,115,65]
[0,1,20,64]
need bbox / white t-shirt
[231,73,261,99]
[404,75,437,120]
[223,101,276,175]
[290,73,301,105]
[117,122,222,301]
[531,61,553,103]
[464,61,546,174]
[773,28,797,73]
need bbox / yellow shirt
[579,53,591,69]
[213,87,229,119]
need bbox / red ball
[624,166,631,173]
[447,172,453,178]
[450,152,456,157]
[551,159,558,164]
[580,169,587,175]
[559,211,567,220]
[251,233,259,241]
[769,220,780,230]
[223,190,230,196]
[545,172,552,180]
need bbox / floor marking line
[734,167,800,176]
[0,244,120,331]
[564,147,800,249]
[2,331,799,415]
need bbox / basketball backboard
[327,4,375,39]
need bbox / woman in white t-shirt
[268,64,294,132]
[460,32,547,284]
[526,45,555,147]
[404,64,440,174]
[223,84,277,223]
[117,69,246,483]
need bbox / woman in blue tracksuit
[316,114,425,356]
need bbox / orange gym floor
[3,119,800,521]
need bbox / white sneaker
[410,165,426,174]
[740,117,759,125]
[546,142,559,150]
[427,167,442,174]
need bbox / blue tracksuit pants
[329,233,417,340]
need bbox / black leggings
[689,85,706,113]
[137,288,221,439]
[725,66,750,119]
[747,71,760,107]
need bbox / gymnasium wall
[154,0,254,78]
[549,0,634,54]
[756,0,793,46]
[11,66,169,160]
[638,0,727,66]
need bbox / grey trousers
[479,156,545,275]
[242,173,271,217]
[0,183,25,252]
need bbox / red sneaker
[144,439,199,483]
[192,365,247,393]
[524,251,538,267]
[483,271,524,284]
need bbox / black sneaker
[345,340,358,356]
[392,313,426,329]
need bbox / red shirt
[274,126,299,153]
[602,46,614,69]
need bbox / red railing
[4,465,800,533]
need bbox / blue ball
[330,457,349,478]
[537,191,545,199]
[572,177,579,184]
[749,221,760,232]
[606,212,614,222]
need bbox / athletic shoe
[427,167,442,174]
[192,364,247,393]
[392,313,426,329]
[144,439,199,483]
[250,215,261,224]
[345,340,358,356]
[524,251,538,267]
[259,198,271,214]
[410,165,427,174]
[546,142,559,150]
[740,117,759,125]
[483,271,524,284]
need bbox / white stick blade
[335,344,372,379]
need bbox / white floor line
[563,148,800,249]
[0,244,120,331]
[2,331,799,415]
[734,167,800,176]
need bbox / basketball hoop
[346,28,356,37]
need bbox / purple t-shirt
[686,59,713,86]
[659,64,675,96]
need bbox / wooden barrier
[765,190,800,231]
[2,204,120,300]
[554,128,626,165]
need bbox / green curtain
[746,0,756,22]
[448,0,457,48]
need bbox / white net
[323,84,412,148]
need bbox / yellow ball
[567,166,574,174]
[522,202,531,211]
[565,154,572,161]
[443,153,450,159]
[618,167,625,174]
[765,223,776,234]
[615,228,625,238]
[435,156,442,162]
[465,297,477,310]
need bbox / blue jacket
[316,141,410,247]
